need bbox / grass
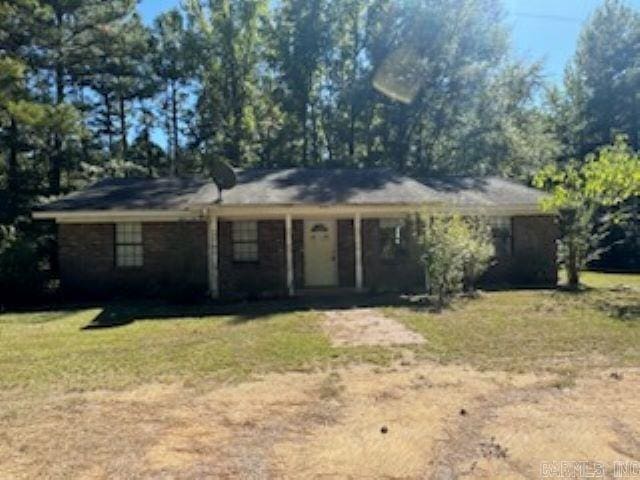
[580,270,640,288]
[1,272,639,393]
[388,271,640,373]
[0,303,394,394]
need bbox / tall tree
[186,0,267,168]
[561,0,640,158]
[322,0,369,165]
[28,0,136,193]
[153,9,194,175]
[1,1,61,218]
[81,8,154,160]
[361,0,555,174]
[272,0,330,165]
[549,0,640,271]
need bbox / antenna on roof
[211,159,237,203]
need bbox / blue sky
[138,0,640,84]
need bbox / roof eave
[33,201,550,223]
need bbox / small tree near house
[534,137,640,290]
[415,214,495,307]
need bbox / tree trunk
[311,101,319,164]
[105,93,114,153]
[144,129,153,176]
[119,96,128,156]
[171,80,179,173]
[348,7,359,162]
[5,117,19,219]
[49,8,65,195]
[7,118,18,191]
[566,238,580,289]
[301,103,308,165]
[165,87,174,176]
[49,62,65,195]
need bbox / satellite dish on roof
[211,159,237,202]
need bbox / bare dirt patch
[322,308,426,346]
[2,363,640,479]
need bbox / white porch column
[285,214,294,296]
[354,212,363,291]
[208,215,219,299]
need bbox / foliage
[1,0,640,285]
[185,0,267,167]
[534,137,640,288]
[546,0,640,270]
[417,214,495,307]
[1,0,570,225]
[557,0,640,158]
[0,223,45,305]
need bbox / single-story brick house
[33,169,558,299]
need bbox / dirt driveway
[322,308,426,346]
[2,361,639,479]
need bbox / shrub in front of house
[416,214,495,307]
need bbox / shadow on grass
[593,287,640,322]
[0,308,84,325]
[552,284,640,322]
[81,293,421,330]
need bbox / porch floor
[296,287,361,297]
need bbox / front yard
[1,272,639,478]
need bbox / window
[379,218,407,260]
[232,221,258,262]
[488,217,512,256]
[115,223,143,267]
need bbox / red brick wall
[511,215,558,285]
[57,214,558,299]
[361,219,424,292]
[218,220,287,298]
[480,216,557,286]
[58,222,208,297]
[361,215,558,291]
[337,219,355,288]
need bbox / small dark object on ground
[610,372,623,380]
[480,436,508,459]
[459,408,467,416]
[380,425,388,434]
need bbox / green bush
[0,224,46,305]
[417,214,494,307]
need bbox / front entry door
[304,220,338,287]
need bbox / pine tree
[568,0,640,155]
[272,0,330,165]
[153,9,194,175]
[186,0,267,167]
[1,1,51,218]
[28,0,136,193]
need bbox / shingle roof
[36,168,546,211]
[37,177,217,211]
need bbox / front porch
[207,213,368,299]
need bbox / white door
[304,220,338,287]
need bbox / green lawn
[580,270,640,288]
[0,303,395,394]
[0,308,312,392]
[1,272,639,393]
[388,271,640,373]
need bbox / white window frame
[232,221,259,262]
[115,223,144,267]
[379,217,406,260]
